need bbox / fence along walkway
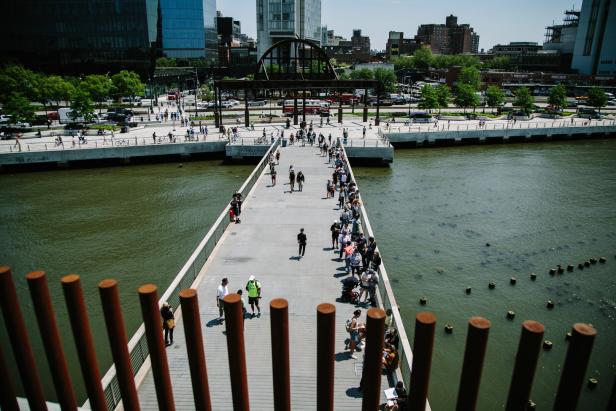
[135,143,391,409]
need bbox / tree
[587,86,608,112]
[82,74,113,113]
[199,84,214,101]
[485,85,505,111]
[156,57,177,67]
[457,66,481,90]
[391,56,415,71]
[111,70,145,101]
[547,85,567,111]
[374,68,396,95]
[69,90,95,123]
[513,87,535,115]
[435,84,451,112]
[418,85,439,112]
[485,56,511,70]
[3,93,36,123]
[454,84,480,113]
[413,46,433,70]
[43,75,75,108]
[349,68,374,80]
[0,65,40,104]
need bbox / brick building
[416,15,479,54]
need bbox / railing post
[505,320,545,411]
[0,343,19,411]
[0,266,47,411]
[553,323,597,410]
[456,316,491,411]
[179,289,212,411]
[408,312,437,411]
[98,279,141,411]
[138,284,175,410]
[223,294,250,411]
[317,303,335,411]
[26,271,77,410]
[271,298,291,411]
[61,275,107,411]
[362,307,386,411]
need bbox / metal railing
[336,140,428,409]
[342,138,391,148]
[96,137,281,411]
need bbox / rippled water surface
[0,160,252,401]
[354,140,616,410]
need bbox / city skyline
[219,0,584,51]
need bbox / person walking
[160,302,175,346]
[216,278,229,324]
[346,309,363,359]
[275,150,280,165]
[289,167,296,193]
[271,166,277,186]
[330,221,340,249]
[246,275,262,317]
[297,228,307,258]
[296,171,305,192]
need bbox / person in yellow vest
[246,275,262,318]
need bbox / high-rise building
[0,0,160,75]
[351,30,371,53]
[256,0,322,58]
[571,0,616,75]
[416,15,479,54]
[159,0,218,63]
[386,31,419,58]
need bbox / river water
[0,160,253,402]
[354,140,616,410]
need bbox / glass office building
[159,0,217,62]
[0,0,159,75]
[257,0,321,58]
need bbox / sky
[217,0,583,52]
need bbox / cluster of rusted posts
[0,266,392,411]
[407,311,601,411]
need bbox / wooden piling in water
[0,343,19,411]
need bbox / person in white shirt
[216,278,229,323]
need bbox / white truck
[58,108,102,124]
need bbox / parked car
[0,114,11,124]
[248,100,267,107]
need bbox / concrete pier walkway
[136,143,390,409]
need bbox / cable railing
[383,119,616,134]
[96,137,280,411]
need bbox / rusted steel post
[98,279,140,411]
[61,274,107,411]
[26,271,77,410]
[362,307,386,411]
[223,293,250,411]
[179,289,212,411]
[505,320,545,411]
[456,316,491,411]
[0,266,47,411]
[316,303,336,411]
[0,343,19,411]
[270,298,291,411]
[553,323,597,410]
[408,312,437,411]
[138,284,175,411]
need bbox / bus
[282,99,330,116]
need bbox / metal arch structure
[255,38,338,81]
[214,39,381,129]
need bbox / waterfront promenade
[135,143,391,409]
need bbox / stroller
[340,276,359,304]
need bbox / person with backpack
[289,166,296,193]
[246,275,262,317]
[160,302,175,346]
[346,309,364,359]
[296,171,305,192]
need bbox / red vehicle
[47,112,59,121]
[282,99,330,116]
[324,93,361,105]
[167,92,179,101]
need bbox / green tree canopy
[199,84,214,101]
[587,86,608,112]
[513,87,535,114]
[391,56,415,71]
[69,90,95,123]
[0,65,40,104]
[373,68,396,94]
[349,68,374,80]
[485,85,505,109]
[43,75,75,107]
[413,46,433,70]
[111,70,145,100]
[454,84,481,113]
[418,85,439,112]
[547,85,567,110]
[457,66,481,90]
[82,74,113,111]
[484,56,511,70]
[3,93,36,123]
[435,84,451,112]
[156,57,177,67]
